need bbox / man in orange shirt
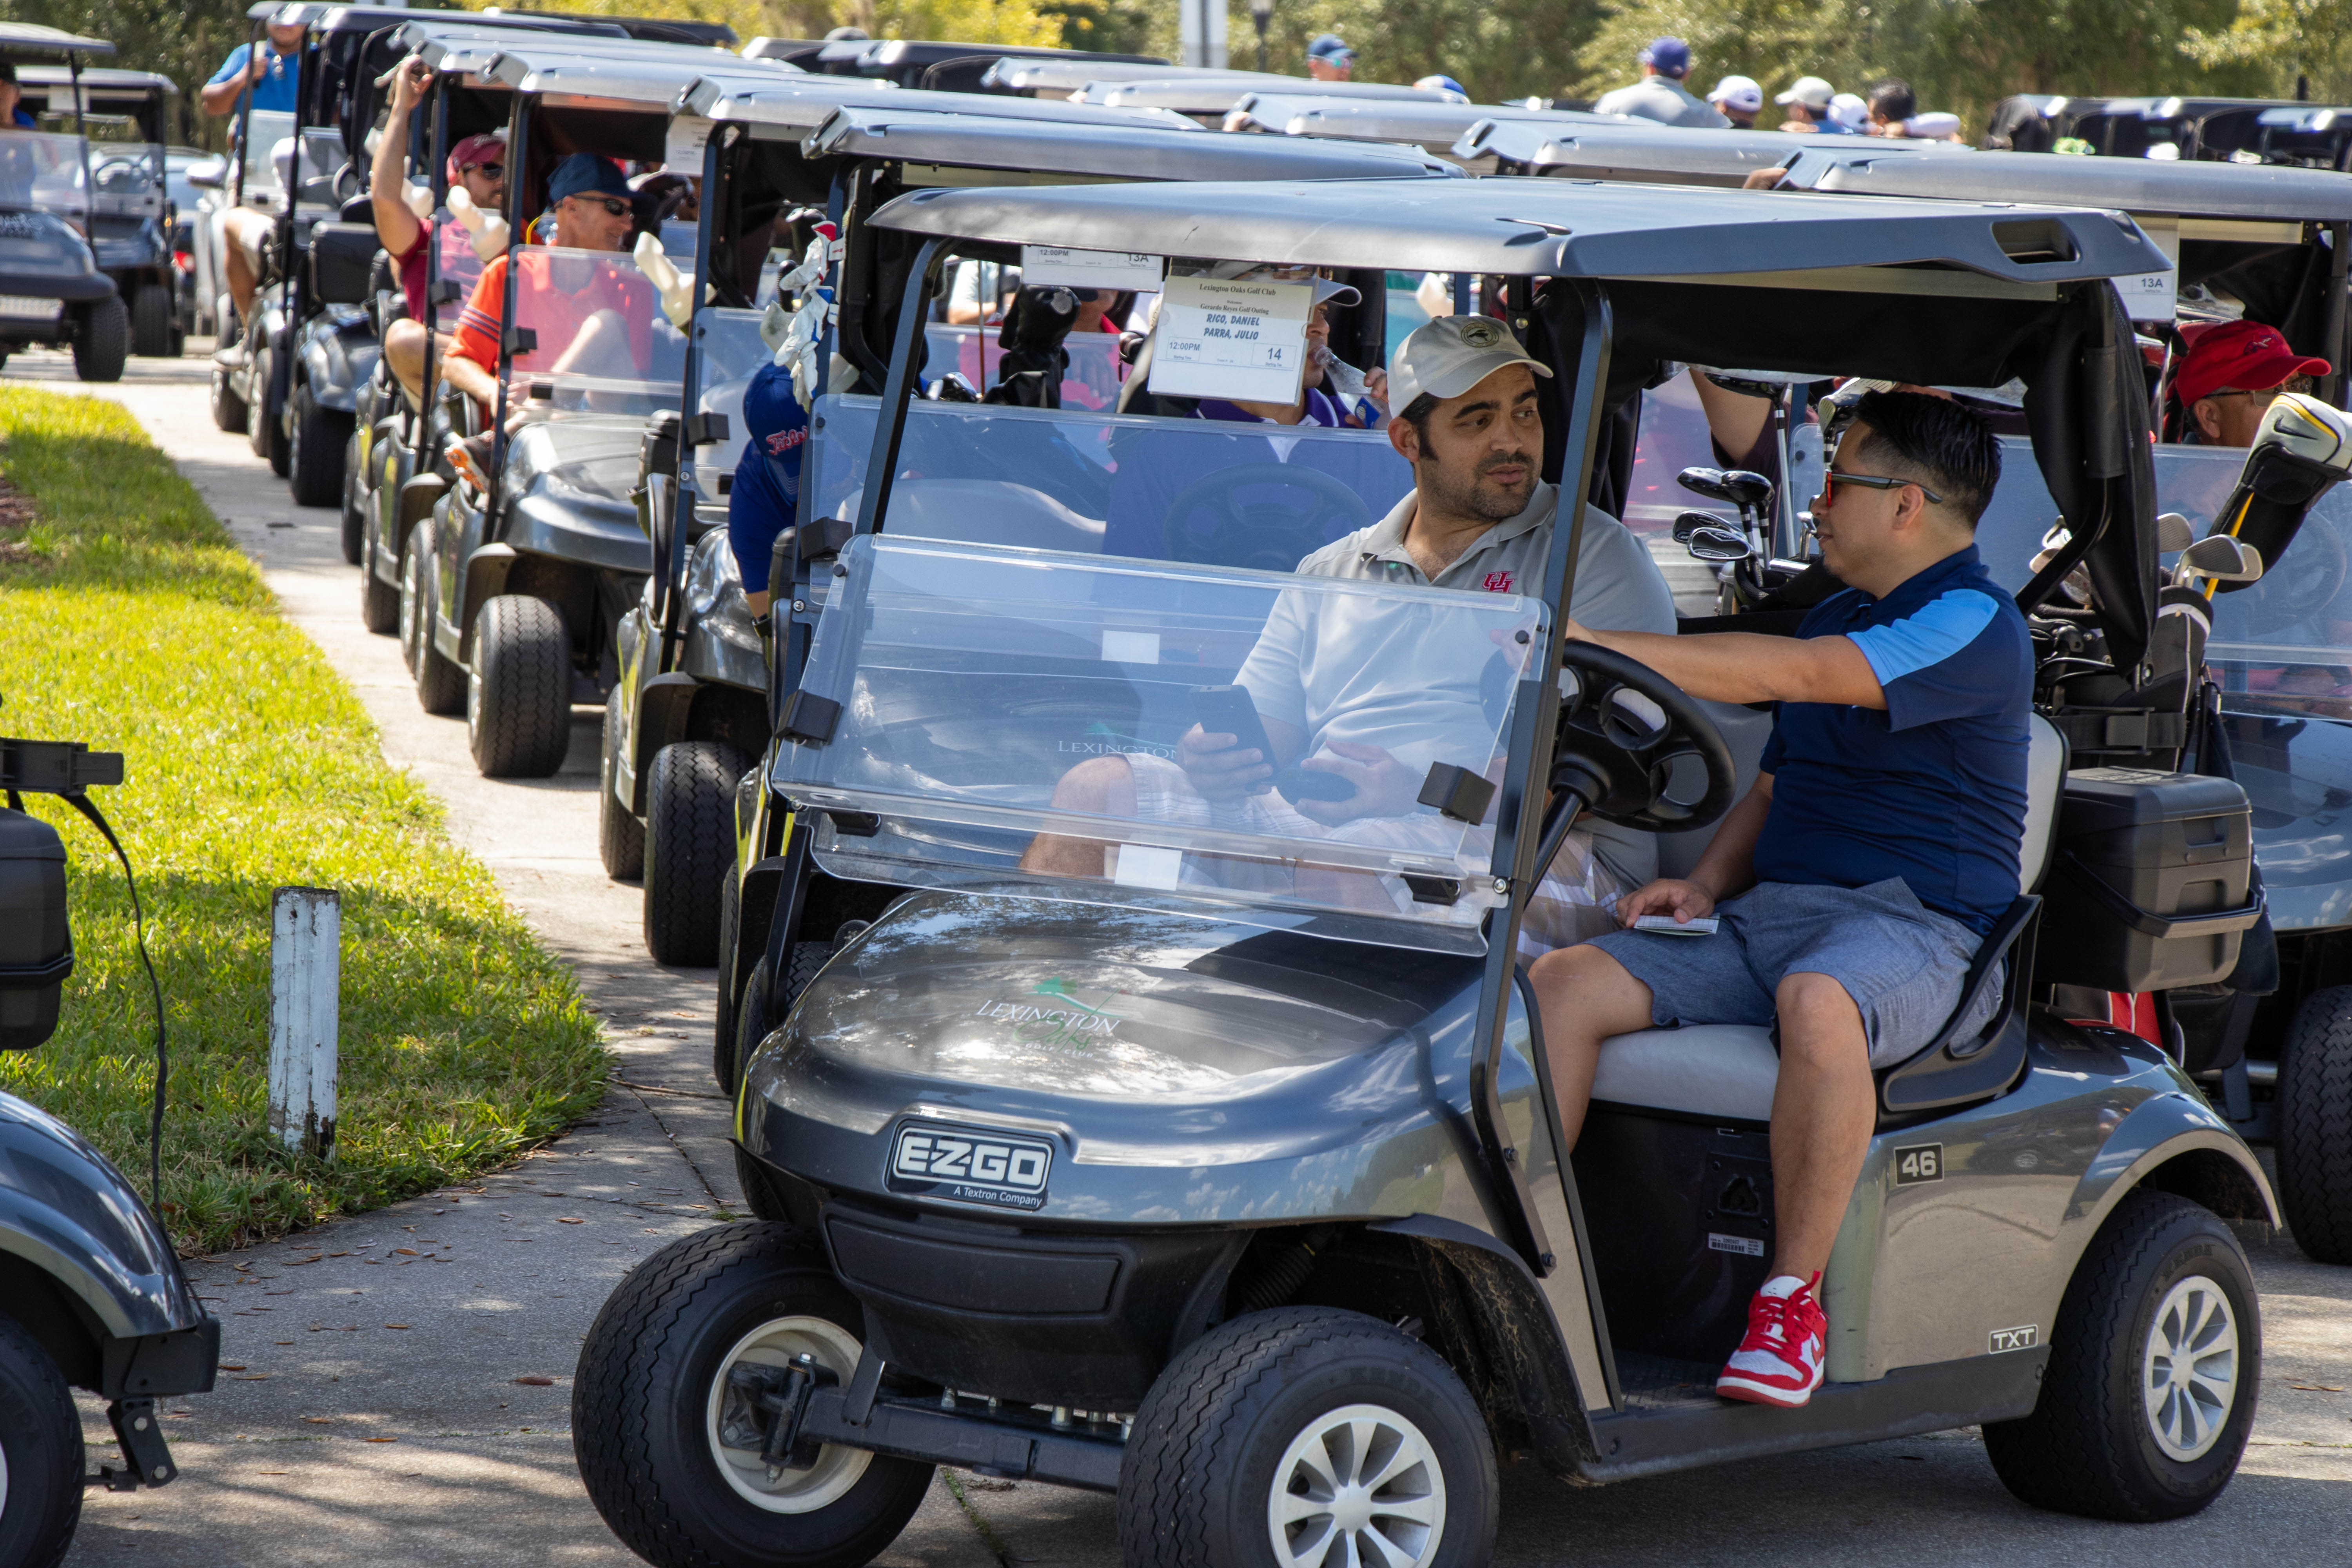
[441,152,648,424]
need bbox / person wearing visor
[2174,319,2331,447]
[1189,267,1381,428]
[370,57,508,403]
[446,152,651,428]
[1305,34,1354,81]
[1593,38,1728,129]
[1534,391,2028,1412]
[203,13,312,334]
[1026,316,1676,950]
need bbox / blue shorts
[1584,878,1994,1069]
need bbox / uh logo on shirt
[1482,571,1514,593]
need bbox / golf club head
[1673,510,1730,544]
[1685,525,1754,564]
[1677,466,1775,512]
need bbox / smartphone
[1187,686,1356,806]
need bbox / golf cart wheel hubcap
[704,1315,871,1513]
[2143,1275,2238,1462]
[1267,1402,1446,1568]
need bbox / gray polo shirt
[1286,482,1679,889]
[1592,76,1730,129]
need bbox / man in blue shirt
[200,15,309,335]
[1531,390,2029,1411]
[728,359,810,617]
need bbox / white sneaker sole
[1715,1365,1824,1408]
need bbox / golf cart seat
[1591,713,2065,1124]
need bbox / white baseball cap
[1828,92,1870,130]
[1775,75,1834,111]
[1388,316,1552,412]
[1708,74,1763,114]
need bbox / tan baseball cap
[1388,316,1552,412]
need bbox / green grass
[0,387,608,1254]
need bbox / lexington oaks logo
[974,977,1128,1051]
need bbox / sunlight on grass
[0,387,608,1253]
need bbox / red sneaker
[1716,1273,1827,1408]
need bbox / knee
[1775,973,1861,1052]
[1049,755,1132,813]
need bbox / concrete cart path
[8,346,2349,1567]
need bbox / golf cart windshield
[804,395,1414,571]
[85,135,164,223]
[239,109,292,206]
[507,245,688,416]
[780,536,1537,952]
[0,131,88,222]
[922,324,1130,410]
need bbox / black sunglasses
[1822,467,1944,508]
[460,162,505,180]
[567,195,631,218]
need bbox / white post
[268,887,339,1161]
[1181,0,1228,69]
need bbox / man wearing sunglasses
[2174,318,2331,448]
[1532,390,2030,1412]
[445,152,652,424]
[371,56,510,403]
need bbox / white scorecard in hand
[1147,274,1312,405]
[1633,914,1719,936]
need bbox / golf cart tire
[717,941,828,1097]
[1120,1307,1497,1568]
[290,387,351,509]
[210,365,248,433]
[0,1310,85,1568]
[339,428,366,564]
[2278,984,2352,1265]
[572,1223,933,1568]
[733,1145,792,1222]
[411,528,468,716]
[599,687,646,882]
[643,742,750,965]
[130,281,174,358]
[1982,1189,2258,1521]
[72,296,129,384]
[713,857,741,1080]
[468,595,571,778]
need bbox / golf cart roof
[13,65,176,96]
[804,105,1460,180]
[1225,94,1621,139]
[753,36,1165,81]
[1777,142,2352,223]
[403,20,633,75]
[875,175,2162,289]
[1459,117,1965,186]
[0,22,114,58]
[691,78,1199,135]
[1078,75,1468,115]
[482,43,777,98]
[979,56,1236,95]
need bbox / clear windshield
[922,323,1131,412]
[1975,439,2352,722]
[0,131,89,221]
[780,535,1537,952]
[87,140,166,223]
[505,245,689,418]
[689,305,773,494]
[241,110,293,207]
[804,395,1415,572]
[425,216,486,327]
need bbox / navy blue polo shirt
[726,360,808,588]
[1753,543,2032,935]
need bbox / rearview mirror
[1685,526,1753,564]
[2175,534,2264,586]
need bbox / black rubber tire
[468,595,573,778]
[2278,983,2352,1265]
[644,741,751,967]
[1121,1307,1497,1568]
[1983,1189,2259,1521]
[73,294,129,383]
[130,280,174,357]
[250,352,290,474]
[289,386,352,509]
[359,488,399,635]
[411,528,468,717]
[339,428,367,564]
[733,1145,792,1223]
[572,1223,932,1568]
[0,1312,85,1568]
[396,516,428,673]
[599,685,646,883]
[717,941,826,1097]
[713,854,742,1080]
[209,363,248,433]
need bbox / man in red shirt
[443,152,647,425]
[369,56,508,403]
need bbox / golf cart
[406,41,795,779]
[743,36,1166,91]
[1075,73,1469,128]
[1,736,218,1563]
[1223,94,1624,169]
[15,64,180,356]
[0,24,130,381]
[573,175,2282,1568]
[604,93,1452,972]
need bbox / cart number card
[1148,275,1312,405]
[2114,215,2178,323]
[1020,245,1164,292]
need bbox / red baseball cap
[2175,318,2330,406]
[446,131,506,183]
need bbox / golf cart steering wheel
[1552,641,1738,833]
[1162,462,1373,572]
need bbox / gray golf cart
[1,737,218,1563]
[573,176,2279,1567]
[0,24,130,381]
[15,63,180,357]
[744,35,1165,91]
[606,92,1452,974]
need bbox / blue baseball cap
[1306,33,1355,65]
[547,152,630,205]
[1639,36,1691,78]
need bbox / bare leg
[1765,972,1878,1281]
[383,318,430,403]
[1525,944,1656,1152]
[1018,755,1135,878]
[221,209,270,323]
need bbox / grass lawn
[0,386,608,1254]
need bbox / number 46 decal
[1895,1143,1944,1185]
